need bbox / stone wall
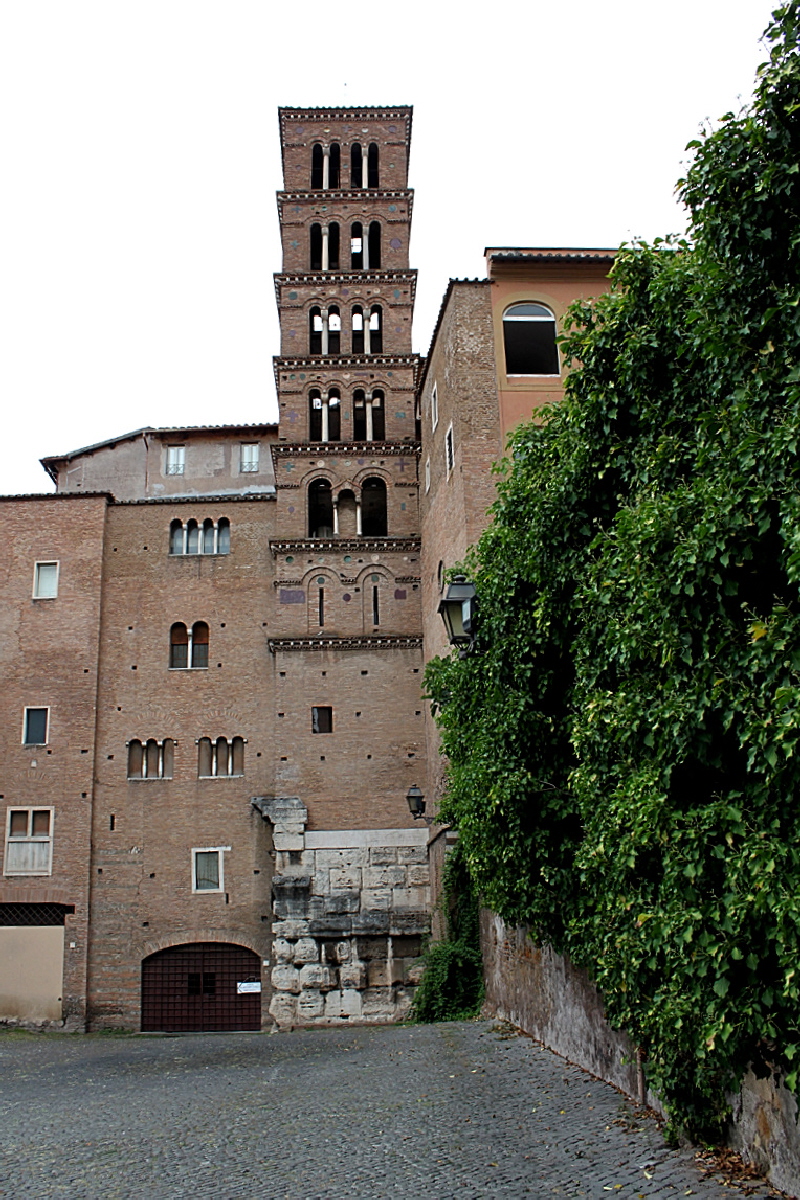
[259,798,428,1026]
[481,909,800,1196]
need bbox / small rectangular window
[445,425,455,475]
[311,706,333,734]
[4,807,54,876]
[33,562,59,599]
[425,457,431,494]
[431,383,438,432]
[240,443,259,473]
[192,847,228,893]
[23,708,49,745]
[166,445,185,476]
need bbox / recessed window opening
[353,389,384,441]
[503,302,559,375]
[446,425,455,475]
[308,478,334,537]
[127,738,174,780]
[311,143,324,189]
[240,443,259,473]
[431,382,438,431]
[371,390,385,440]
[361,477,387,537]
[369,306,383,353]
[368,222,381,268]
[350,142,363,188]
[197,736,244,778]
[327,307,341,354]
[328,143,340,188]
[187,520,200,554]
[350,222,363,269]
[166,445,185,476]
[4,807,54,876]
[353,390,367,440]
[192,847,228,892]
[367,143,379,188]
[351,307,364,354]
[33,561,59,599]
[310,223,322,270]
[170,517,230,556]
[23,707,49,745]
[170,621,209,669]
[309,307,323,354]
[312,706,333,734]
[327,222,340,270]
[372,584,380,626]
[318,587,325,627]
[425,457,431,493]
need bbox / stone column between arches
[252,796,429,1027]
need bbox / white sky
[0,0,777,494]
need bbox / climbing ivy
[412,843,484,1023]
[426,5,800,1138]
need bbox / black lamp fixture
[406,784,426,819]
[437,574,478,656]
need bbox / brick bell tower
[264,108,428,1028]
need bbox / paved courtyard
[0,1020,776,1199]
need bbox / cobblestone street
[0,1021,775,1199]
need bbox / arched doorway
[141,942,261,1032]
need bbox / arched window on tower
[353,389,367,440]
[350,143,363,188]
[186,519,200,554]
[327,307,341,354]
[369,305,383,353]
[191,621,209,668]
[368,221,381,268]
[310,223,322,271]
[367,143,379,188]
[309,389,322,441]
[170,622,189,668]
[309,479,334,538]
[311,144,324,189]
[328,388,341,440]
[328,222,340,270]
[351,306,364,354]
[309,307,323,354]
[371,390,385,440]
[350,222,364,270]
[353,390,384,441]
[329,143,340,188]
[502,303,559,376]
[361,477,387,536]
[170,519,184,555]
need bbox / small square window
[23,708,49,745]
[33,562,59,599]
[4,807,54,876]
[240,443,259,473]
[166,446,185,476]
[192,847,228,893]
[311,706,332,734]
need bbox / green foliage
[425,5,800,1138]
[412,843,484,1023]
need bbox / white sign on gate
[236,981,261,994]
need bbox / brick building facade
[0,107,612,1032]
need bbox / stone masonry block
[273,938,294,963]
[325,891,360,915]
[407,865,430,887]
[309,915,353,937]
[269,993,297,1028]
[272,919,311,939]
[316,848,368,870]
[406,960,426,985]
[369,846,398,866]
[273,832,305,852]
[324,988,363,1019]
[361,987,396,1018]
[330,867,362,891]
[352,910,390,935]
[293,937,319,964]
[397,845,428,865]
[360,888,392,911]
[392,886,429,910]
[367,960,389,988]
[339,961,367,989]
[298,963,335,990]
[271,964,301,994]
[322,940,351,965]
[389,909,429,935]
[297,990,324,1019]
[363,866,406,890]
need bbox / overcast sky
[0,0,777,494]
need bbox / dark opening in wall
[351,307,364,354]
[311,144,324,189]
[350,222,364,270]
[361,477,387,536]
[309,307,323,354]
[502,303,559,375]
[350,143,363,188]
[367,142,379,188]
[328,222,340,270]
[368,222,381,268]
[369,306,383,353]
[328,307,341,354]
[312,706,332,734]
[308,479,333,537]
[310,223,322,270]
[329,143,340,188]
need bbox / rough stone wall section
[257,798,428,1026]
[482,908,800,1196]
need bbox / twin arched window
[311,142,379,189]
[127,738,174,780]
[170,622,209,669]
[502,303,559,376]
[309,305,382,356]
[308,476,387,537]
[308,386,384,442]
[169,518,230,556]
[198,736,244,778]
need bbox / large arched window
[350,143,363,188]
[368,221,381,268]
[310,223,322,271]
[308,479,334,538]
[311,144,324,189]
[327,307,341,354]
[367,143,379,188]
[502,303,559,376]
[309,307,323,354]
[361,477,387,537]
[351,306,364,354]
[369,305,383,353]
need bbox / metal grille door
[141,943,261,1032]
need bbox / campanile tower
[266,108,428,1027]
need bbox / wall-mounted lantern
[437,575,478,656]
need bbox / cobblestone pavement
[0,1020,776,1199]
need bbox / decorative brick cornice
[270,537,420,556]
[268,635,422,653]
[274,270,416,307]
[274,353,419,391]
[278,188,412,206]
[272,441,419,460]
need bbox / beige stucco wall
[0,925,64,1022]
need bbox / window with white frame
[166,445,186,476]
[33,561,59,599]
[425,456,431,494]
[431,383,438,432]
[4,807,54,876]
[240,443,259,473]
[23,707,49,745]
[445,425,455,476]
[502,302,559,376]
[192,846,229,893]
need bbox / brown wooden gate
[141,942,262,1032]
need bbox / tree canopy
[426,3,800,1136]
